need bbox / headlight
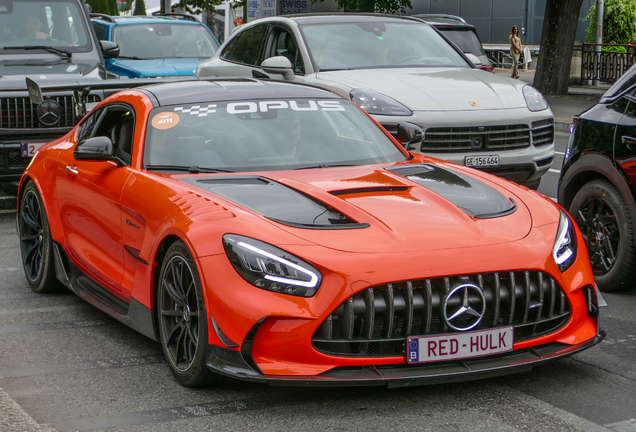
[522,85,548,112]
[350,89,412,116]
[223,234,322,297]
[552,211,577,272]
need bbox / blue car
[92,14,220,78]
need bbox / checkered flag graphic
[174,104,217,117]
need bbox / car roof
[273,13,427,26]
[140,79,343,107]
[91,15,202,26]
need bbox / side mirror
[396,122,424,151]
[74,136,126,167]
[100,40,120,59]
[260,56,294,81]
[465,53,482,68]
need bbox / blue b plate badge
[406,326,513,364]
[21,142,47,158]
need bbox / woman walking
[509,26,522,79]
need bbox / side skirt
[53,242,159,341]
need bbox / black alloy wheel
[18,182,62,293]
[569,179,636,292]
[158,240,220,386]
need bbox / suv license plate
[21,142,46,158]
[465,155,499,168]
[406,326,513,364]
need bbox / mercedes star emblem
[443,283,487,331]
[37,100,62,126]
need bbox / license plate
[21,142,47,158]
[406,326,513,364]
[465,154,499,168]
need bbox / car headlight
[350,89,412,116]
[223,234,322,297]
[553,211,577,272]
[522,85,548,112]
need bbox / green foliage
[110,0,119,15]
[585,0,636,44]
[87,0,111,14]
[602,44,628,52]
[170,0,223,14]
[133,0,147,15]
[314,0,411,13]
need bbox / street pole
[593,0,604,86]
[162,0,172,14]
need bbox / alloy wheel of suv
[569,179,636,292]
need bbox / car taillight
[481,65,496,74]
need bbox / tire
[18,182,63,293]
[569,179,636,292]
[157,240,221,387]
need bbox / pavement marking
[605,419,636,432]
[0,354,164,379]
[0,319,114,335]
[0,386,46,432]
[549,168,561,173]
[555,151,565,155]
[555,117,572,121]
[0,267,18,272]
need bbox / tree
[87,0,111,14]
[110,0,119,15]
[315,0,411,14]
[133,0,147,16]
[533,0,585,95]
[585,0,636,44]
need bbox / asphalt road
[0,131,635,432]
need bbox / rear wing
[26,76,201,118]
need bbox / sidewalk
[493,68,606,133]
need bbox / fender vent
[330,186,408,196]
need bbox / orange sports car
[18,78,604,387]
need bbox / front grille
[531,120,555,147]
[7,149,29,168]
[0,95,100,129]
[313,271,570,357]
[421,125,531,152]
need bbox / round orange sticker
[151,112,180,130]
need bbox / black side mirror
[100,40,120,59]
[74,136,126,167]
[396,122,424,151]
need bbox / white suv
[197,14,554,189]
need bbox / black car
[413,14,494,73]
[558,63,636,292]
[0,0,119,182]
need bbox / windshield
[0,0,91,53]
[114,24,219,60]
[144,98,406,171]
[300,21,469,71]
[438,28,485,56]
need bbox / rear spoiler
[26,76,204,117]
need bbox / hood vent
[386,164,516,219]
[330,186,408,196]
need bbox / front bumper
[205,331,604,387]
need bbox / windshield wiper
[146,165,233,173]
[4,46,71,59]
[294,163,357,170]
[117,55,143,60]
[318,68,354,72]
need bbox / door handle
[65,165,78,176]
[622,135,636,149]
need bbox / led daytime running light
[237,241,319,288]
[552,212,576,271]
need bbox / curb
[555,120,571,133]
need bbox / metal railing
[580,43,636,84]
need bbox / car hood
[0,61,102,89]
[112,58,203,77]
[178,162,535,253]
[316,67,527,111]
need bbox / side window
[266,28,304,75]
[93,24,107,41]
[91,105,135,164]
[221,24,267,66]
[77,108,104,142]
